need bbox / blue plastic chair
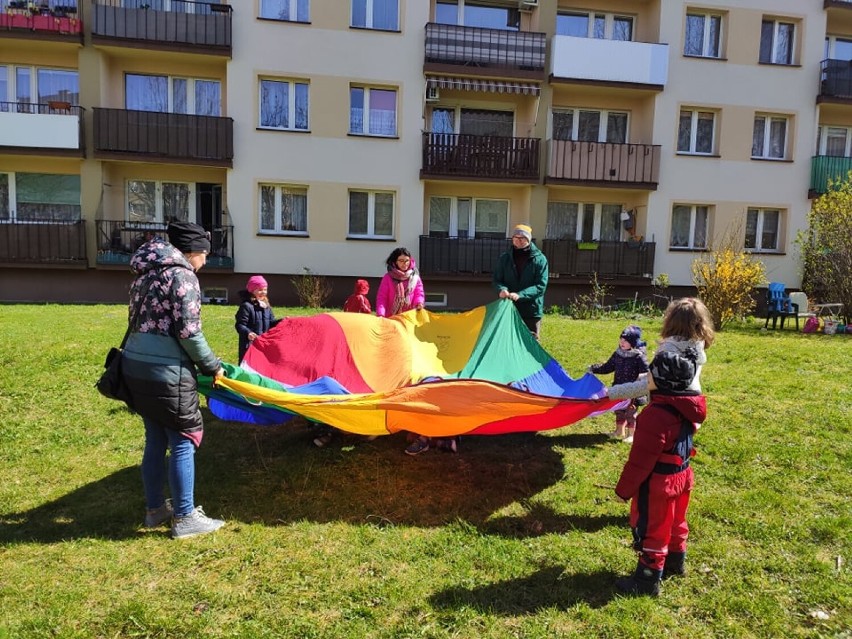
[765,282,798,330]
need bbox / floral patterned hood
[128,238,204,340]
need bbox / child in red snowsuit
[343,279,372,314]
[611,348,706,597]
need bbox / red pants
[629,467,694,571]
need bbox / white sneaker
[623,435,634,444]
[172,506,224,539]
[143,499,173,528]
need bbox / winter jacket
[492,242,549,321]
[375,261,425,317]
[607,338,707,400]
[343,279,372,314]
[589,347,649,385]
[615,393,707,500]
[235,290,279,362]
[121,239,221,438]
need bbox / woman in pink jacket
[375,247,425,317]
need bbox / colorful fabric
[199,299,621,437]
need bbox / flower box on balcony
[577,242,599,250]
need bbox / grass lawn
[0,304,850,638]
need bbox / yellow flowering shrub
[692,242,766,330]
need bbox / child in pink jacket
[375,247,425,317]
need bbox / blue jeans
[142,417,195,517]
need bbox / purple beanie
[620,325,644,348]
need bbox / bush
[291,267,332,308]
[566,274,610,320]
[691,226,766,330]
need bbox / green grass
[1,305,850,638]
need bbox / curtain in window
[431,108,455,134]
[260,186,276,230]
[775,23,793,64]
[684,14,705,56]
[580,203,595,241]
[606,112,628,144]
[16,173,81,221]
[195,80,221,116]
[172,78,188,114]
[613,16,632,41]
[670,205,691,247]
[460,109,513,137]
[593,14,605,38]
[37,69,79,105]
[261,0,307,20]
[373,0,398,30]
[128,180,157,223]
[369,89,396,136]
[707,16,721,57]
[600,204,622,241]
[0,173,10,221]
[16,67,30,104]
[693,207,708,248]
[350,87,364,133]
[429,197,451,236]
[0,67,7,106]
[348,192,369,235]
[373,193,394,236]
[457,199,471,237]
[752,116,765,157]
[162,183,190,222]
[294,83,308,129]
[759,21,774,64]
[546,202,578,240]
[261,80,289,128]
[758,210,779,250]
[678,111,692,152]
[474,200,508,238]
[126,75,168,112]
[552,111,573,141]
[696,112,714,153]
[577,111,600,142]
[280,188,307,231]
[769,118,786,158]
[825,127,848,156]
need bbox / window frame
[677,108,717,155]
[0,64,80,108]
[0,171,82,223]
[684,11,723,59]
[350,0,399,31]
[556,10,635,41]
[759,18,796,65]
[126,179,194,224]
[258,78,310,131]
[816,125,852,157]
[752,113,790,160]
[428,195,509,239]
[669,204,709,250]
[259,0,310,22]
[745,207,781,253]
[349,85,398,137]
[550,108,629,143]
[125,73,221,116]
[258,183,309,235]
[348,189,395,239]
[545,201,625,242]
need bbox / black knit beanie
[167,221,211,254]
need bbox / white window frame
[259,0,310,22]
[760,18,796,65]
[126,179,194,224]
[745,207,781,253]
[752,113,789,160]
[258,184,308,235]
[677,108,716,155]
[546,201,624,242]
[556,10,635,41]
[125,73,221,115]
[669,204,709,250]
[428,196,509,239]
[816,125,852,156]
[350,0,399,31]
[258,78,310,131]
[0,64,79,108]
[551,108,629,143]
[348,189,395,239]
[349,86,397,137]
[684,11,723,58]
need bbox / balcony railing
[95,219,233,268]
[0,217,87,264]
[0,101,84,153]
[424,23,546,76]
[551,35,668,89]
[91,0,232,54]
[541,240,655,279]
[548,140,660,189]
[0,1,82,40]
[810,155,852,195]
[93,107,233,166]
[819,58,852,100]
[421,132,540,181]
[825,1,852,9]
[419,235,511,276]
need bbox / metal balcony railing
[0,217,87,264]
[541,240,655,279]
[0,1,82,38]
[819,58,852,99]
[548,140,660,189]
[809,155,852,195]
[419,235,511,275]
[421,132,540,181]
[93,107,233,165]
[95,219,233,268]
[424,23,546,74]
[91,0,232,53]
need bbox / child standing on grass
[235,275,278,363]
[611,347,705,597]
[588,325,649,442]
[343,279,372,314]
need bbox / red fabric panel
[468,398,621,435]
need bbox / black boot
[615,562,662,597]
[663,551,686,579]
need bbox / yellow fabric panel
[408,305,486,375]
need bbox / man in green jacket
[492,224,549,339]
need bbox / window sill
[683,54,727,62]
[347,132,399,140]
[745,250,785,256]
[676,152,720,158]
[349,25,401,34]
[257,17,310,25]
[258,231,309,237]
[757,61,801,68]
[257,127,311,134]
[668,247,709,253]
[750,157,793,163]
[346,235,396,241]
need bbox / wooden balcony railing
[541,240,655,279]
[91,0,232,55]
[93,107,233,166]
[95,219,233,268]
[424,23,545,76]
[809,155,852,196]
[0,217,87,264]
[421,132,540,181]
[548,140,660,189]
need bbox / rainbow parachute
[199,299,620,437]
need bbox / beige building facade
[1,0,848,308]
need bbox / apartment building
[0,0,847,308]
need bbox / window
[0,65,79,110]
[435,1,519,31]
[127,180,192,223]
[428,196,508,239]
[677,109,716,155]
[430,107,514,137]
[759,18,795,65]
[556,11,634,41]
[260,0,309,22]
[0,172,81,222]
[351,0,398,31]
[350,87,397,136]
[126,74,221,115]
[349,190,394,238]
[552,109,628,143]
[259,79,309,131]
[546,202,623,242]
[670,204,708,249]
[684,12,722,58]
[817,126,852,157]
[259,185,307,234]
[745,208,780,252]
[825,36,852,61]
[752,114,789,160]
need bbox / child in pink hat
[235,275,278,362]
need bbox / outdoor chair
[788,291,817,327]
[765,282,798,330]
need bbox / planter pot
[577,242,599,250]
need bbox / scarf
[388,266,418,316]
[512,244,531,277]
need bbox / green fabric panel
[16,173,80,205]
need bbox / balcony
[809,155,852,196]
[0,1,82,42]
[95,219,233,268]
[424,23,546,79]
[93,108,233,166]
[421,132,540,182]
[541,240,655,280]
[0,102,85,155]
[0,217,87,265]
[419,235,510,276]
[819,59,852,103]
[550,35,668,90]
[91,0,232,56]
[825,1,852,9]
[547,141,660,189]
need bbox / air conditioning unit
[425,85,440,102]
[518,0,538,10]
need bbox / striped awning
[426,76,541,96]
